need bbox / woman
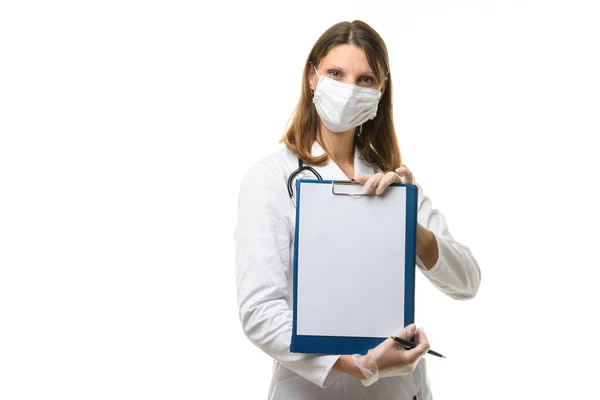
[234,20,481,400]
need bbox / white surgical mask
[312,67,382,133]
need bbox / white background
[1,1,599,399]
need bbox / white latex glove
[351,324,430,386]
[354,165,415,195]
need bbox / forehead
[319,44,373,73]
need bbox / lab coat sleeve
[234,161,343,388]
[414,181,481,300]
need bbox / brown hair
[281,20,402,171]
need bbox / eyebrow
[325,64,376,76]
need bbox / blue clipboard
[290,179,418,355]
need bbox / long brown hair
[281,20,401,171]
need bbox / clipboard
[290,179,418,355]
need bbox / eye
[327,70,342,79]
[359,76,376,85]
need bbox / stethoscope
[287,158,419,209]
[287,158,322,199]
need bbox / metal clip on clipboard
[331,180,379,197]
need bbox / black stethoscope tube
[287,158,323,198]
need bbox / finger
[406,330,430,362]
[364,176,380,194]
[354,174,375,193]
[386,343,423,366]
[414,339,431,358]
[393,169,414,185]
[353,174,370,184]
[362,173,384,194]
[398,343,430,365]
[395,323,417,340]
[403,346,429,364]
[394,167,414,184]
[394,166,412,176]
[375,171,402,195]
[412,328,429,344]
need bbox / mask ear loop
[313,66,322,79]
[312,66,322,96]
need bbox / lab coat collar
[309,140,376,180]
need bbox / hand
[351,324,430,386]
[354,165,414,195]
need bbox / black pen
[390,336,446,358]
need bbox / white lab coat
[234,142,481,400]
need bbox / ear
[379,77,388,100]
[308,63,319,92]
